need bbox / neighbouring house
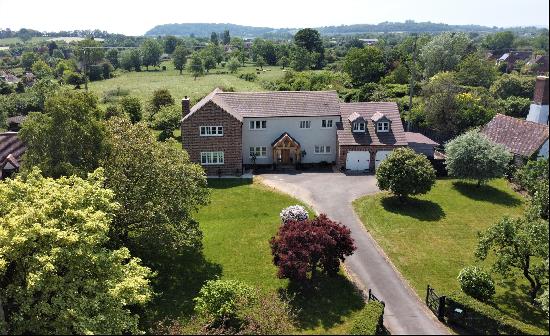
[181,88,411,175]
[526,76,549,125]
[526,55,549,75]
[497,51,532,73]
[5,115,27,131]
[405,131,439,158]
[0,131,26,179]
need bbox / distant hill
[144,21,542,38]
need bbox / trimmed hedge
[349,301,385,335]
[445,293,548,335]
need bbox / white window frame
[299,120,311,129]
[249,146,267,158]
[314,145,332,154]
[321,119,333,128]
[377,121,390,132]
[352,122,365,132]
[200,126,224,136]
[249,120,267,130]
[200,152,224,165]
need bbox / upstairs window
[299,120,311,129]
[200,126,223,136]
[321,119,333,128]
[249,120,267,130]
[352,122,365,132]
[377,121,390,132]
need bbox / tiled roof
[0,132,26,169]
[337,102,407,146]
[348,111,363,122]
[405,132,439,145]
[183,88,341,122]
[371,111,388,122]
[481,114,549,157]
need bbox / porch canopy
[271,132,301,164]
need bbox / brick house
[181,88,411,175]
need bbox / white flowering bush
[280,205,309,224]
[458,266,495,302]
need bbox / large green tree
[101,118,209,256]
[490,73,535,99]
[483,31,515,53]
[0,169,152,334]
[343,46,385,86]
[172,45,188,74]
[141,39,163,70]
[456,53,498,88]
[422,72,463,137]
[420,32,471,78]
[294,28,324,69]
[189,53,205,79]
[19,90,106,178]
[164,35,179,54]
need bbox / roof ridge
[495,113,549,129]
[217,90,338,95]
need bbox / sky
[0,0,548,36]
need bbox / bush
[194,279,256,323]
[457,266,495,302]
[119,96,142,123]
[151,104,180,131]
[376,148,436,201]
[239,72,257,82]
[514,159,549,195]
[279,205,309,224]
[149,88,174,116]
[104,103,126,120]
[349,301,385,335]
[445,293,547,335]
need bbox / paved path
[259,171,449,335]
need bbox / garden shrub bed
[348,301,385,335]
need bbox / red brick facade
[337,144,406,171]
[181,101,243,176]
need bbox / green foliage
[119,96,142,123]
[255,55,266,70]
[483,31,515,53]
[172,45,188,74]
[194,279,256,322]
[239,72,257,82]
[456,54,498,88]
[74,38,104,66]
[119,48,142,71]
[514,159,549,196]
[104,103,125,120]
[454,92,496,132]
[0,168,153,334]
[294,28,324,69]
[457,266,496,302]
[227,57,240,73]
[19,90,106,178]
[140,39,163,70]
[31,59,53,78]
[376,148,436,201]
[55,58,77,77]
[344,46,385,86]
[148,88,174,116]
[497,95,531,118]
[265,70,351,92]
[290,46,316,71]
[151,104,180,132]
[189,53,205,79]
[348,301,385,335]
[420,32,471,77]
[21,51,39,70]
[380,62,410,84]
[101,118,209,257]
[445,130,512,185]
[490,73,535,99]
[422,72,463,136]
[476,212,549,302]
[105,48,119,69]
[252,39,278,66]
[164,35,179,54]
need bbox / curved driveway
[259,171,449,335]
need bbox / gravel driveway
[259,171,449,335]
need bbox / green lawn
[87,61,286,105]
[353,178,549,330]
[0,36,49,45]
[144,179,365,334]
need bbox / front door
[281,149,291,164]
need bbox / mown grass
[87,61,286,105]
[145,178,365,335]
[0,36,49,45]
[353,178,549,331]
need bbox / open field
[353,178,549,330]
[0,36,49,46]
[144,179,365,334]
[88,61,287,105]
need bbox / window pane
[315,145,319,153]
[250,121,254,129]
[360,123,365,130]
[328,120,332,127]
[218,126,223,134]
[261,121,266,128]
[326,146,331,153]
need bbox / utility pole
[407,34,418,133]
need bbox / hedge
[445,293,548,335]
[349,301,385,335]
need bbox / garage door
[346,151,370,170]
[375,150,392,169]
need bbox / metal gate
[426,284,446,320]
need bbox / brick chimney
[182,96,190,117]
[533,76,549,105]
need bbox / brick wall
[337,145,406,171]
[181,101,243,176]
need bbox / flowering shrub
[194,279,256,323]
[279,205,309,224]
[458,266,495,302]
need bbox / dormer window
[353,122,365,132]
[377,121,390,132]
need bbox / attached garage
[375,150,392,169]
[346,151,370,171]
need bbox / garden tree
[532,29,549,52]
[420,32,472,78]
[20,51,39,70]
[343,46,386,86]
[203,55,217,73]
[119,48,141,71]
[230,37,247,65]
[151,104,181,140]
[55,58,77,77]
[454,92,496,131]
[210,31,219,45]
[476,209,549,302]
[141,39,163,70]
[483,31,515,53]
[490,73,535,99]
[456,53,498,88]
[63,70,85,89]
[376,148,436,202]
[514,159,549,220]
[19,90,106,178]
[537,260,549,316]
[0,169,153,334]
[294,28,324,69]
[101,118,209,257]
[47,40,57,55]
[290,46,315,71]
[105,48,119,69]
[445,130,512,186]
[172,45,188,74]
[119,96,142,123]
[278,56,290,69]
[255,55,266,70]
[222,29,230,45]
[227,57,240,73]
[380,62,410,84]
[74,38,105,70]
[497,96,531,118]
[422,72,463,137]
[31,59,53,78]
[457,266,496,302]
[189,53,205,79]
[164,35,179,54]
[148,88,174,117]
[252,39,278,66]
[270,214,356,282]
